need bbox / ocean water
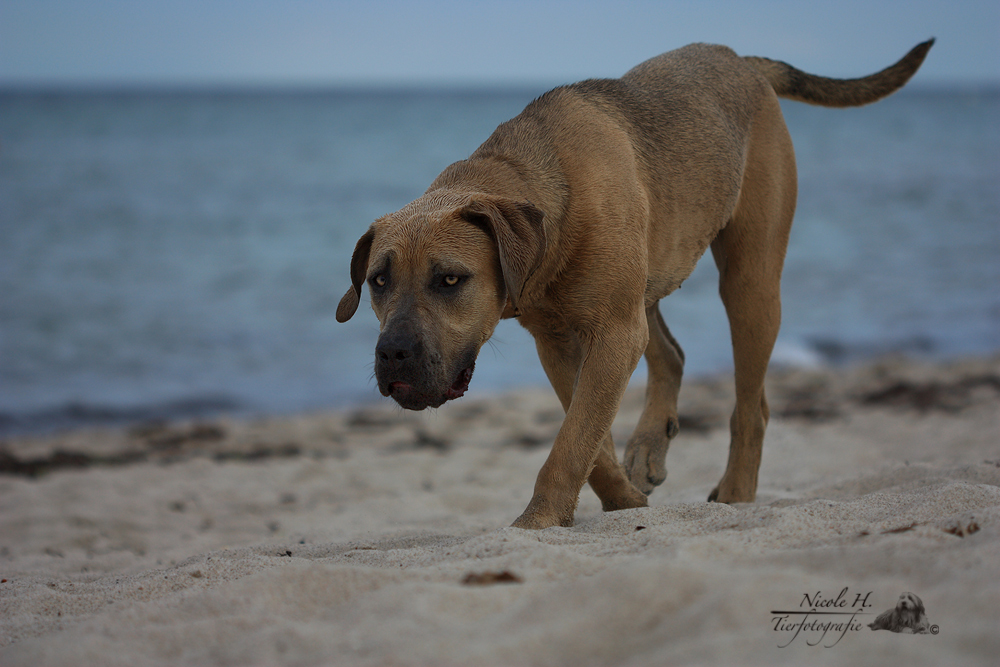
[1,86,998,434]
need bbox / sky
[1,0,998,88]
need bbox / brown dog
[337,40,933,529]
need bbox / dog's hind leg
[623,301,685,495]
[708,92,796,504]
[708,246,778,503]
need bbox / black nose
[375,329,423,368]
[377,343,412,362]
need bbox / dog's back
[620,38,934,108]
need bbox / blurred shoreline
[2,351,997,454]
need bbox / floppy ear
[459,198,545,309]
[336,227,375,323]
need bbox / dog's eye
[370,274,387,288]
[431,272,467,294]
[437,274,467,291]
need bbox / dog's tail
[744,39,934,107]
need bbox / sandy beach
[1,354,998,666]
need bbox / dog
[868,593,931,633]
[337,40,933,529]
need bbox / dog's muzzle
[374,326,474,410]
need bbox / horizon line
[2,78,997,95]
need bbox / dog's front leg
[512,320,647,529]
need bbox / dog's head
[896,592,925,617]
[336,193,545,410]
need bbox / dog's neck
[428,154,567,226]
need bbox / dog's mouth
[445,364,474,400]
[384,364,474,410]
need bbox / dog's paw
[600,484,649,512]
[510,504,574,530]
[602,498,649,513]
[708,476,756,503]
[510,514,572,530]
[623,432,669,495]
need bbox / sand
[1,355,998,666]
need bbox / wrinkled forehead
[369,208,493,273]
